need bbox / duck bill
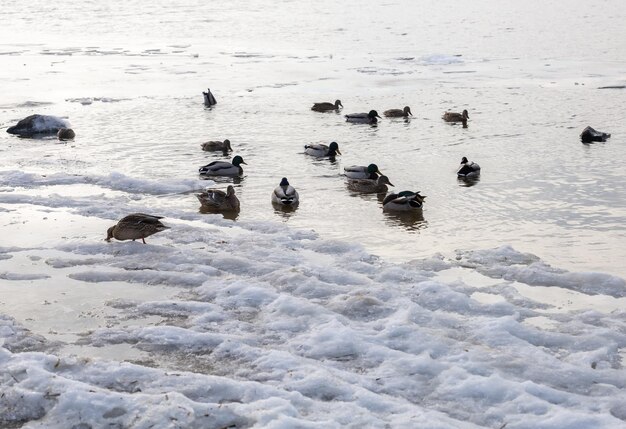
[388,181,395,187]
[336,149,342,155]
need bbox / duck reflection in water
[199,205,239,221]
[457,176,480,187]
[382,210,427,232]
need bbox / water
[3,0,626,279]
[2,3,626,426]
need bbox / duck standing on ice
[106,214,169,244]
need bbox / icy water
[1,1,626,428]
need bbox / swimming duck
[199,155,247,176]
[457,157,481,178]
[304,141,341,157]
[384,106,412,118]
[580,126,611,143]
[345,110,381,124]
[57,128,75,140]
[106,213,169,244]
[347,175,394,193]
[272,178,299,206]
[442,109,469,127]
[382,191,426,212]
[311,99,343,112]
[197,185,240,211]
[203,88,217,106]
[6,114,71,137]
[201,139,232,152]
[344,163,383,179]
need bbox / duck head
[461,157,469,164]
[232,155,247,166]
[404,106,413,116]
[226,185,236,196]
[368,110,381,120]
[223,139,232,151]
[367,163,382,175]
[328,141,341,156]
[378,175,394,186]
[462,109,469,119]
[279,177,290,187]
[335,100,343,109]
[106,226,115,242]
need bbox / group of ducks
[105,98,479,243]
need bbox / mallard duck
[457,157,481,178]
[442,109,469,123]
[345,110,381,124]
[199,155,246,176]
[347,175,394,193]
[304,141,341,157]
[580,126,611,143]
[384,106,412,118]
[382,191,426,211]
[272,178,299,206]
[197,185,240,211]
[6,114,70,137]
[203,88,217,106]
[344,163,382,179]
[311,99,343,112]
[106,213,169,244]
[201,139,232,152]
[57,128,75,140]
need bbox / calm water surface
[1,0,625,277]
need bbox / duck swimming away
[106,213,169,244]
[199,155,247,177]
[457,157,481,178]
[304,141,341,158]
[6,114,71,137]
[311,99,343,112]
[203,88,217,106]
[197,185,240,212]
[272,178,299,206]
[345,110,381,124]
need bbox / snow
[1,172,626,428]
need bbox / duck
[203,88,217,106]
[106,213,169,244]
[304,141,341,158]
[311,99,343,112]
[272,178,299,206]
[197,185,240,211]
[344,163,383,180]
[384,106,412,118]
[442,109,469,127]
[201,139,232,152]
[382,191,426,212]
[457,157,481,178]
[347,175,394,193]
[580,126,611,143]
[199,155,246,176]
[57,128,75,140]
[6,114,71,137]
[345,110,381,124]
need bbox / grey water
[1,0,625,278]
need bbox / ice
[1,175,625,428]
